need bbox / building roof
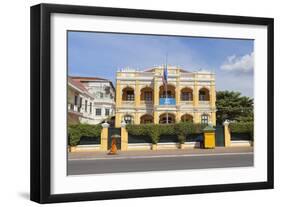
[68,77,87,92]
[70,76,115,91]
[70,76,109,82]
[68,77,95,99]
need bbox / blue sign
[159,98,176,105]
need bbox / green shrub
[68,124,102,146]
[126,122,206,144]
[229,121,254,137]
[174,122,207,143]
[126,124,160,144]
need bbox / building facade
[68,77,115,125]
[68,77,96,124]
[115,66,216,127]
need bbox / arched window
[199,88,210,101]
[159,85,175,98]
[181,87,193,101]
[122,87,135,101]
[140,114,153,124]
[201,114,209,124]
[140,87,153,102]
[124,115,134,124]
[181,114,193,122]
[159,113,175,124]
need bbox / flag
[162,64,168,86]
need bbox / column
[193,81,199,107]
[115,112,122,128]
[211,112,216,126]
[153,78,159,106]
[176,111,181,123]
[121,123,128,151]
[134,113,140,124]
[210,81,216,108]
[194,112,200,123]
[223,121,231,147]
[135,80,140,108]
[153,111,159,124]
[100,123,109,151]
[115,80,121,108]
[176,77,180,105]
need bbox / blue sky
[68,31,254,97]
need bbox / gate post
[121,121,128,151]
[223,120,231,147]
[100,122,109,151]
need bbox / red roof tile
[68,77,87,92]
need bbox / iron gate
[108,127,121,150]
[215,125,225,147]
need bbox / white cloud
[220,52,254,73]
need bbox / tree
[216,91,253,125]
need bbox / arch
[159,84,176,98]
[140,87,153,102]
[140,114,154,124]
[159,113,176,124]
[181,87,193,101]
[199,87,210,101]
[123,114,134,124]
[122,87,135,101]
[181,114,193,122]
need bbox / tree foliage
[216,91,253,124]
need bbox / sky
[68,31,254,97]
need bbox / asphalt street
[67,152,253,175]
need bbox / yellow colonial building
[115,66,216,127]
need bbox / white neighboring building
[68,77,96,124]
[70,77,115,124]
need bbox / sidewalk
[68,147,253,160]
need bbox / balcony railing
[199,100,210,105]
[68,104,82,113]
[140,100,153,105]
[180,101,193,105]
[121,100,135,107]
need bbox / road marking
[69,152,253,161]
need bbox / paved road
[67,152,253,175]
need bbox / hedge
[126,122,207,144]
[229,121,253,138]
[68,124,102,146]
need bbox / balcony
[68,104,82,114]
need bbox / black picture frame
[30,3,274,204]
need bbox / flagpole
[165,54,168,124]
